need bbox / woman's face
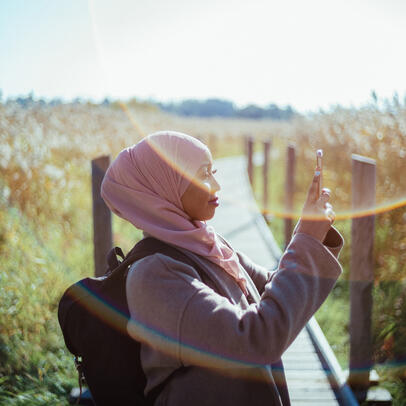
[181,151,221,221]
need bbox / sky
[0,0,405,113]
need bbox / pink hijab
[101,131,248,295]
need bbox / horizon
[2,89,401,116]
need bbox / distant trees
[158,99,236,118]
[2,91,296,120]
[158,98,296,120]
[3,92,62,107]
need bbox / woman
[101,130,343,406]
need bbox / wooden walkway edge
[208,155,358,406]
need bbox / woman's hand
[294,171,335,243]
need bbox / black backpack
[58,237,214,406]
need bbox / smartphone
[316,149,323,195]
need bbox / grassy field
[1,98,406,404]
[249,104,406,404]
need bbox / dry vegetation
[1,98,406,404]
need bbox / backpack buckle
[74,356,86,404]
[74,356,85,380]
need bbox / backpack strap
[123,237,223,293]
[107,246,125,270]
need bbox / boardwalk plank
[292,401,339,404]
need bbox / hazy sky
[1,0,405,112]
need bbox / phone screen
[316,149,323,195]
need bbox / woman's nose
[211,175,221,192]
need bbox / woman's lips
[208,197,219,207]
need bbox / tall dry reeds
[1,98,405,402]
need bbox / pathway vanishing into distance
[208,155,352,406]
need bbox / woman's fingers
[321,187,331,197]
[296,167,335,241]
[296,178,335,241]
[317,188,331,209]
[320,186,335,224]
[324,203,335,224]
[305,171,321,206]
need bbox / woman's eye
[200,168,217,179]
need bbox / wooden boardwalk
[208,155,343,406]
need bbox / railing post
[247,136,254,188]
[92,156,113,277]
[284,145,295,248]
[263,139,271,218]
[348,154,376,402]
[195,134,205,144]
[208,134,217,158]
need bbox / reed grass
[1,97,406,404]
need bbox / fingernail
[315,170,320,177]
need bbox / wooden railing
[349,155,376,398]
[91,156,112,277]
[245,137,392,405]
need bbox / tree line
[156,98,296,120]
[2,91,296,120]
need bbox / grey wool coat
[126,227,344,406]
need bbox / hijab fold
[101,131,248,295]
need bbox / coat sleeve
[126,232,343,369]
[239,226,344,294]
[321,226,344,258]
[236,250,271,294]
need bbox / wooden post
[284,145,295,248]
[92,156,113,277]
[348,154,376,402]
[247,136,254,188]
[195,134,205,144]
[263,139,271,217]
[208,134,217,158]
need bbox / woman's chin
[204,207,217,221]
[195,208,217,222]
